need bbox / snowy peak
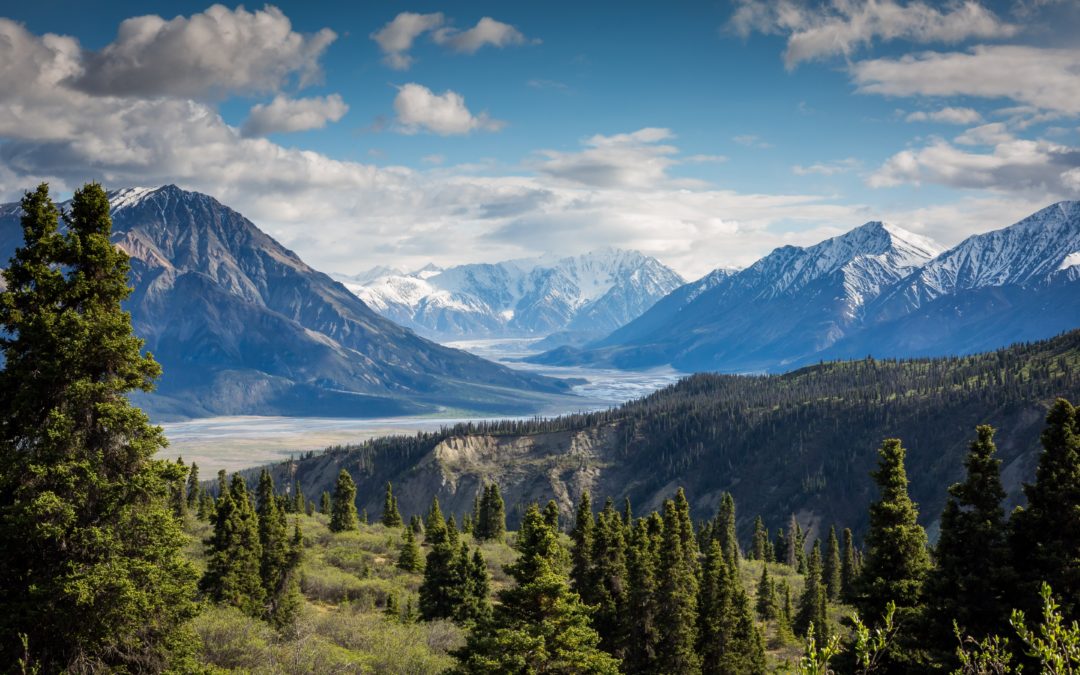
[345,248,685,339]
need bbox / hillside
[253,330,1080,543]
[0,186,573,419]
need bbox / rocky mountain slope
[252,330,1080,542]
[531,203,1080,372]
[336,249,684,342]
[0,185,572,419]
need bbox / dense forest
[255,328,1080,541]
[1,184,1078,673]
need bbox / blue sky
[1,1,1079,276]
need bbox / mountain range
[0,185,572,420]
[335,249,684,344]
[529,202,1080,372]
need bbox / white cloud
[728,0,1015,69]
[432,17,533,53]
[370,12,444,70]
[792,158,860,175]
[852,46,1080,115]
[533,128,683,189]
[954,122,1013,146]
[733,134,773,148]
[868,135,1080,195]
[75,5,336,98]
[905,107,983,124]
[240,94,348,137]
[393,83,504,135]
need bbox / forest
[1,184,1078,673]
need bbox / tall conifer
[329,469,359,533]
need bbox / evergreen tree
[425,496,448,543]
[170,457,189,519]
[382,481,403,527]
[360,507,368,525]
[624,515,662,674]
[291,478,304,514]
[1010,399,1080,621]
[410,514,424,535]
[856,438,931,620]
[656,499,701,674]
[198,492,215,521]
[570,490,595,602]
[751,516,769,561]
[202,474,264,617]
[254,470,303,628]
[452,544,491,626]
[0,183,199,671]
[698,540,767,674]
[756,564,778,621]
[543,499,560,531]
[329,469,359,533]
[841,528,857,602]
[795,540,829,644]
[823,525,842,603]
[785,514,799,567]
[592,498,629,658]
[419,496,459,620]
[674,487,702,577]
[475,483,507,542]
[306,499,315,517]
[714,492,740,564]
[398,525,424,572]
[452,504,619,674]
[927,425,1012,656]
[385,592,401,621]
[186,462,201,512]
[319,491,331,515]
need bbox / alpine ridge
[0,185,573,419]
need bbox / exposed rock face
[0,185,571,419]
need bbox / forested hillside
[256,329,1080,541]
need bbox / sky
[1,1,1079,278]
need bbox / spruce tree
[398,525,424,572]
[756,563,778,621]
[425,496,448,543]
[452,543,491,626]
[823,525,842,602]
[624,515,662,674]
[476,483,506,542]
[698,540,766,674]
[674,487,702,577]
[656,499,701,674]
[785,514,799,567]
[452,504,619,674]
[256,470,302,628]
[382,481,403,527]
[186,462,201,511]
[0,183,199,671]
[715,492,740,564]
[291,479,304,514]
[419,496,459,620]
[840,528,857,602]
[319,491,331,515]
[927,425,1011,655]
[592,498,629,658]
[329,469,359,532]
[543,499,561,531]
[570,490,595,602]
[1010,399,1080,621]
[795,540,829,644]
[202,474,264,617]
[751,516,769,561]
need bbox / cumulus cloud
[432,17,534,53]
[728,0,1015,69]
[393,83,504,135]
[370,12,534,70]
[954,122,1014,146]
[868,135,1080,195]
[905,107,983,124]
[74,4,336,98]
[532,128,684,189]
[370,11,444,70]
[852,46,1080,115]
[240,94,348,137]
[792,158,860,175]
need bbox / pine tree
[840,528,857,602]
[198,492,215,521]
[452,544,491,626]
[419,496,459,620]
[319,491,331,515]
[425,496,448,543]
[385,592,401,621]
[543,499,560,531]
[698,540,766,674]
[475,483,506,542]
[785,514,799,567]
[795,540,829,644]
[927,425,1012,657]
[452,504,619,674]
[255,470,303,628]
[751,516,769,561]
[0,183,199,671]
[856,439,931,620]
[823,525,842,603]
[656,499,701,674]
[202,474,264,617]
[570,490,595,602]
[398,525,424,572]
[186,462,202,511]
[171,457,189,519]
[674,488,702,577]
[714,492,740,564]
[1010,399,1080,621]
[291,478,304,514]
[756,564,778,621]
[592,498,629,658]
[329,469,359,533]
[624,515,662,674]
[382,482,403,527]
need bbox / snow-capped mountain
[337,248,685,341]
[532,204,1080,372]
[0,185,570,418]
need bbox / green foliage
[1010,399,1080,621]
[756,563,779,621]
[591,498,629,658]
[751,515,771,562]
[795,541,829,644]
[851,601,899,675]
[1010,583,1080,674]
[203,474,265,616]
[656,498,702,674]
[794,626,844,675]
[823,526,842,603]
[319,491,330,515]
[382,481,403,527]
[452,504,620,674]
[329,469,359,533]
[570,490,595,602]
[841,528,858,603]
[474,483,506,542]
[699,540,767,674]
[543,499,561,530]
[624,514,662,674]
[398,525,424,572]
